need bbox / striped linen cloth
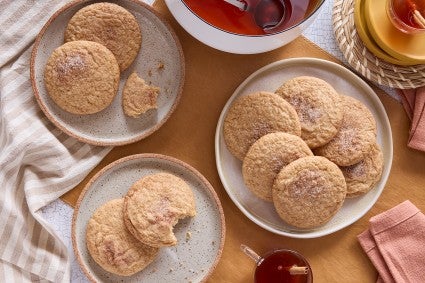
[0,1,111,281]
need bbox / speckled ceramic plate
[72,154,225,282]
[30,0,184,146]
[215,58,393,239]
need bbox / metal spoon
[223,0,286,32]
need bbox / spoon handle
[240,244,262,263]
[223,0,246,10]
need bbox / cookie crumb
[185,231,192,241]
[158,61,164,70]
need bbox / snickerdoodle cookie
[340,142,383,198]
[123,173,196,247]
[65,2,142,71]
[44,40,120,115]
[314,95,377,166]
[223,91,301,160]
[275,76,343,148]
[86,199,159,276]
[122,72,160,118]
[272,156,347,229]
[242,132,313,202]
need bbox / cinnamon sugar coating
[65,2,142,71]
[242,132,313,202]
[275,76,343,148]
[44,40,120,114]
[314,95,377,166]
[123,173,196,248]
[340,142,383,198]
[272,156,347,229]
[86,199,159,276]
[223,91,301,160]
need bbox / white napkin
[0,1,111,281]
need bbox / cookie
[223,91,301,160]
[86,199,159,276]
[275,76,343,148]
[65,2,142,71]
[122,72,160,118]
[242,132,313,202]
[123,173,196,247]
[314,95,377,166]
[340,142,384,198]
[44,40,120,115]
[272,156,347,229]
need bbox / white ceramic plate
[215,58,393,238]
[31,0,184,146]
[72,154,225,282]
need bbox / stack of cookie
[85,173,196,276]
[223,76,383,229]
[44,2,160,117]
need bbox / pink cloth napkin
[357,200,425,283]
[397,87,425,151]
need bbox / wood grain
[61,1,425,282]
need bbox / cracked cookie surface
[242,132,313,202]
[314,95,377,166]
[124,173,196,248]
[275,76,343,148]
[339,142,383,198]
[65,2,142,71]
[223,91,301,161]
[86,199,159,276]
[44,40,120,114]
[272,156,347,229]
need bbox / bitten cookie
[65,2,142,71]
[314,95,377,166]
[86,199,159,276]
[122,72,160,118]
[223,91,301,160]
[275,76,343,148]
[242,132,313,202]
[272,156,347,229]
[123,173,196,247]
[44,40,120,115]
[340,142,384,198]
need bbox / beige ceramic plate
[30,0,184,146]
[365,0,425,64]
[72,154,225,282]
[215,58,393,238]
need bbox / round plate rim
[71,153,226,282]
[353,0,410,66]
[364,0,425,63]
[30,0,185,146]
[214,57,393,239]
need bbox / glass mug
[387,0,425,34]
[241,244,313,283]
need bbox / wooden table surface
[62,2,425,282]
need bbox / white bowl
[165,0,326,54]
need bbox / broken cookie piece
[122,72,160,118]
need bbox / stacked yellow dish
[354,0,425,65]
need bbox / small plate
[353,0,412,66]
[30,0,184,146]
[365,0,425,64]
[72,154,225,282]
[215,58,393,239]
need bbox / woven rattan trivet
[333,0,425,89]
